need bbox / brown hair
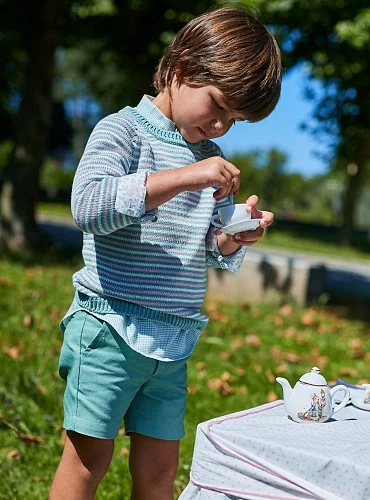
[153,6,282,122]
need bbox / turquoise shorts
[58,311,188,440]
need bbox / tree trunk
[340,133,370,245]
[0,1,61,252]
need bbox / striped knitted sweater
[70,95,247,330]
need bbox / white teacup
[211,203,251,229]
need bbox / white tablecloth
[179,400,370,500]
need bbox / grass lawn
[1,251,370,499]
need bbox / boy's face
[168,82,246,144]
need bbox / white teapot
[276,367,350,423]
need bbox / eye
[212,97,223,111]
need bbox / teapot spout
[276,377,292,402]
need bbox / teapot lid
[299,367,327,386]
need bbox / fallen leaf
[301,308,317,326]
[206,302,229,323]
[207,378,235,396]
[18,433,45,446]
[220,371,235,382]
[219,351,230,360]
[244,334,262,348]
[267,391,279,402]
[339,367,359,378]
[230,338,244,350]
[7,449,21,460]
[275,363,288,374]
[197,369,207,379]
[279,304,293,317]
[196,362,206,370]
[358,379,370,385]
[349,338,365,359]
[2,346,21,360]
[187,384,198,394]
[265,370,275,384]
[281,352,302,363]
[23,315,33,327]
[312,355,328,369]
[237,385,248,395]
[251,363,262,372]
[36,384,47,394]
[273,316,284,326]
[283,327,297,338]
[0,277,12,286]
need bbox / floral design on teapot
[363,384,370,405]
[297,389,327,422]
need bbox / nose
[212,119,224,132]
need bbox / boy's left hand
[215,195,274,247]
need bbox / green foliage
[39,160,75,194]
[230,149,345,224]
[1,255,370,498]
[336,7,370,50]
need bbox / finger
[244,195,259,211]
[224,160,241,177]
[222,162,240,191]
[214,175,234,199]
[232,226,265,244]
[231,177,240,195]
[258,210,275,227]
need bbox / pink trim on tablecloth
[190,401,318,500]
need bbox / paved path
[38,215,370,303]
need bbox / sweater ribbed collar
[132,94,203,149]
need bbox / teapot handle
[330,385,350,414]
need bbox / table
[179,400,370,500]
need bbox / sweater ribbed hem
[76,292,206,333]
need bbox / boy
[50,6,281,499]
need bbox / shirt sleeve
[115,172,157,222]
[205,225,247,273]
[71,113,157,235]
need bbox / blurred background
[0,0,369,289]
[1,3,370,497]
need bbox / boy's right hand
[182,156,240,200]
[145,156,240,211]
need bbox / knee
[132,461,178,490]
[67,431,114,483]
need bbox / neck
[152,89,172,120]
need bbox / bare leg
[49,431,114,500]
[129,433,180,500]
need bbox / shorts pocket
[58,311,108,380]
[80,314,108,355]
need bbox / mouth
[198,127,213,139]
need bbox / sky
[214,65,328,178]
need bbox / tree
[248,0,370,244]
[0,0,216,253]
[0,0,76,252]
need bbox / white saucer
[351,397,370,411]
[221,219,261,235]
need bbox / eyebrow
[217,95,246,121]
